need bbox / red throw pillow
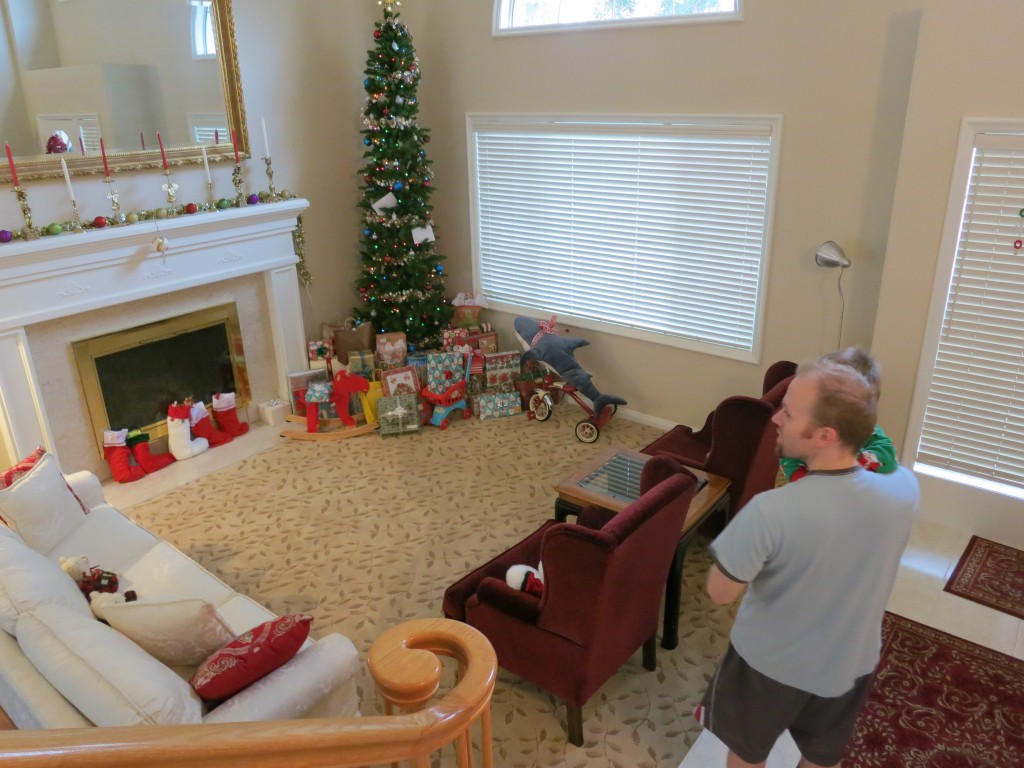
[189,614,312,702]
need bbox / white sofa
[0,461,360,730]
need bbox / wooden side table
[554,446,731,649]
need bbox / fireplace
[73,304,251,455]
[0,199,311,477]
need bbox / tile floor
[680,518,1024,767]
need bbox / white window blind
[494,0,740,34]
[468,116,778,356]
[916,135,1024,491]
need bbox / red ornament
[185,202,198,214]
[423,135,431,143]
[93,216,107,228]
[364,174,372,183]
[374,30,382,39]
[423,180,430,187]
[382,109,389,116]
[384,256,391,262]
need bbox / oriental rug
[944,535,1024,621]
[843,612,1024,768]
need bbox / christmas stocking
[167,403,209,460]
[127,429,175,473]
[211,392,249,437]
[102,429,146,483]
[189,400,232,446]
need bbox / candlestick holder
[13,187,40,240]
[68,200,84,232]
[263,157,280,202]
[231,164,244,207]
[105,178,127,225]
[206,181,215,207]
[161,170,179,213]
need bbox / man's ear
[815,424,840,448]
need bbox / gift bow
[530,316,558,349]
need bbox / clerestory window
[494,0,741,35]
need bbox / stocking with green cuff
[126,429,175,474]
[102,429,146,483]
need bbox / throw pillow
[0,447,88,515]
[190,614,313,702]
[0,452,87,553]
[17,603,203,726]
[101,598,235,667]
[0,532,91,635]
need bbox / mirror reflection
[1,0,247,180]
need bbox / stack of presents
[287,296,523,438]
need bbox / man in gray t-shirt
[698,357,919,768]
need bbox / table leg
[554,498,580,523]
[662,540,686,650]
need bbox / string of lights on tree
[353,0,452,349]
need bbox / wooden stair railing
[0,618,496,768]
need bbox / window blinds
[916,137,1024,490]
[470,119,775,353]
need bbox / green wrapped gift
[378,394,421,437]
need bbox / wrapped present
[377,394,421,436]
[471,331,499,354]
[348,349,375,378]
[332,318,375,360]
[473,391,522,421]
[407,352,430,388]
[358,378,384,425]
[464,351,484,376]
[287,369,329,415]
[308,339,332,362]
[303,381,338,420]
[453,305,483,329]
[442,327,469,351]
[484,351,521,393]
[376,331,407,370]
[426,351,465,395]
[466,373,487,396]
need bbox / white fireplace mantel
[0,198,310,467]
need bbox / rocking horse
[281,370,379,440]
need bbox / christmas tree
[353,0,452,349]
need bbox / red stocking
[189,401,232,446]
[102,429,146,483]
[211,392,249,436]
[127,429,175,473]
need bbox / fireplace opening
[73,304,250,453]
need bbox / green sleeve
[778,455,805,481]
[860,425,899,473]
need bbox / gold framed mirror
[1,0,248,183]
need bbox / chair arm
[535,527,613,644]
[475,576,541,623]
[690,409,715,444]
[64,471,107,511]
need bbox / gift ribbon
[530,315,558,348]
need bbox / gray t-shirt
[710,465,919,697]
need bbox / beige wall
[3,0,1014,438]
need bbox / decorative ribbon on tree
[353,0,453,348]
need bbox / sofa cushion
[119,542,234,605]
[190,614,313,702]
[100,598,235,667]
[0,533,91,635]
[17,604,203,726]
[46,505,160,572]
[0,452,87,553]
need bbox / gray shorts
[698,644,874,765]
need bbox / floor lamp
[815,241,851,349]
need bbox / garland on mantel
[0,190,313,286]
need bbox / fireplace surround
[0,199,310,476]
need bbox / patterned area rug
[844,612,1024,767]
[944,535,1024,621]
[126,406,736,767]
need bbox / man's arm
[706,563,747,605]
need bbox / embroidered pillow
[0,452,88,552]
[100,598,236,667]
[189,614,312,702]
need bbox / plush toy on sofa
[60,556,137,617]
[506,562,545,598]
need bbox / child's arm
[858,425,899,473]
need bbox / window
[910,123,1024,499]
[467,115,780,360]
[191,1,216,58]
[188,112,229,145]
[494,0,740,34]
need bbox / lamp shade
[815,241,850,268]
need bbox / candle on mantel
[231,130,240,165]
[261,117,271,158]
[215,129,219,145]
[157,132,168,171]
[201,145,211,185]
[60,156,75,202]
[140,131,145,151]
[100,137,110,179]
[4,142,18,187]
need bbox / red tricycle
[526,373,618,443]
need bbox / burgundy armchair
[442,460,699,746]
[641,360,796,514]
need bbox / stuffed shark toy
[514,316,626,417]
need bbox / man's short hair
[797,358,877,452]
[823,347,881,400]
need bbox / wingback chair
[641,360,796,514]
[442,459,698,746]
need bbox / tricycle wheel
[440,418,449,430]
[530,393,552,421]
[462,407,472,419]
[575,419,599,443]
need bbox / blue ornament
[436,265,443,274]
[393,181,404,191]
[363,137,372,146]
[364,78,370,87]
[408,343,417,352]
[362,228,371,237]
